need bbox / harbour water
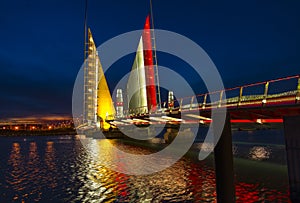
[0,132,290,202]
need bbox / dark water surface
[0,135,290,202]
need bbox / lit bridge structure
[80,13,300,203]
[112,75,300,128]
[108,74,300,203]
[78,3,300,200]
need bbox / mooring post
[283,116,300,202]
[214,112,235,203]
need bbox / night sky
[0,0,300,119]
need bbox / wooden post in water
[214,112,235,203]
[283,115,300,202]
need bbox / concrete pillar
[283,116,300,202]
[163,127,178,144]
[214,113,235,203]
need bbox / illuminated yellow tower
[85,29,115,130]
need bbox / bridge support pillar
[163,128,179,144]
[283,116,300,202]
[214,113,235,203]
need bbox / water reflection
[0,136,291,202]
[78,139,208,202]
[196,142,215,153]
[44,141,57,189]
[7,143,25,201]
[249,146,271,161]
[81,139,290,202]
[27,142,42,201]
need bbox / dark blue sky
[0,0,299,118]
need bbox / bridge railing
[124,75,300,117]
[162,75,300,111]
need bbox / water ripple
[0,136,291,202]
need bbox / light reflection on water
[249,146,271,161]
[0,136,291,202]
